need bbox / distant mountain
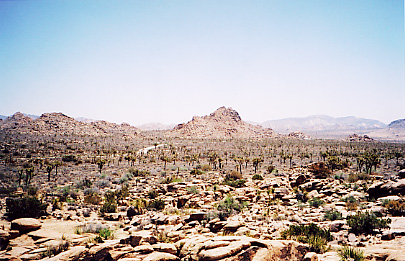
[0,113,39,120]
[168,106,276,139]
[367,118,405,141]
[137,122,176,131]
[261,115,386,135]
[388,119,405,129]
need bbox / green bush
[100,191,117,214]
[216,195,246,220]
[308,162,331,178]
[6,196,48,220]
[382,200,405,216]
[338,246,364,261]
[186,186,199,195]
[98,228,114,240]
[324,210,343,221]
[347,211,391,235]
[147,189,158,199]
[252,174,264,180]
[148,199,165,210]
[84,193,102,205]
[190,169,203,175]
[348,173,370,183]
[281,223,333,253]
[309,197,324,208]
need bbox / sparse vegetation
[347,211,391,235]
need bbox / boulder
[398,169,405,179]
[187,212,207,222]
[10,218,41,233]
[144,252,179,261]
[0,230,10,250]
[198,240,251,260]
[367,180,405,198]
[152,243,177,255]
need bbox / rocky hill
[168,107,275,139]
[388,119,405,129]
[0,112,140,138]
[367,118,405,141]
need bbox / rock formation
[169,107,275,139]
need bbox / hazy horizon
[1,1,404,125]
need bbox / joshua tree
[46,164,54,182]
[96,159,107,173]
[24,166,35,186]
[17,169,24,185]
[252,157,263,173]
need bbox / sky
[0,0,404,125]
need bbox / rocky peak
[170,107,274,139]
[38,113,76,123]
[208,106,242,122]
[8,112,33,123]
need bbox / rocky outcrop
[367,180,405,198]
[0,112,140,138]
[169,107,276,139]
[346,134,374,142]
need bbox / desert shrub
[338,246,364,261]
[41,240,69,258]
[0,186,17,195]
[347,211,391,235]
[216,195,246,220]
[128,168,150,177]
[52,198,61,211]
[115,184,129,200]
[6,196,48,220]
[97,180,111,189]
[267,165,275,174]
[324,210,343,221]
[382,200,405,216]
[226,170,242,180]
[161,176,183,184]
[147,199,165,210]
[252,174,263,180]
[295,190,308,202]
[201,164,212,171]
[224,179,246,188]
[224,171,245,188]
[186,186,199,195]
[76,178,92,189]
[130,198,147,215]
[348,173,370,183]
[190,169,203,175]
[99,191,117,214]
[341,195,358,203]
[27,186,38,196]
[309,197,324,208]
[147,189,158,199]
[281,223,333,253]
[84,193,102,205]
[98,228,114,240]
[125,172,134,180]
[308,162,331,178]
[62,154,77,163]
[341,196,359,211]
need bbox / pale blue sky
[0,1,403,125]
